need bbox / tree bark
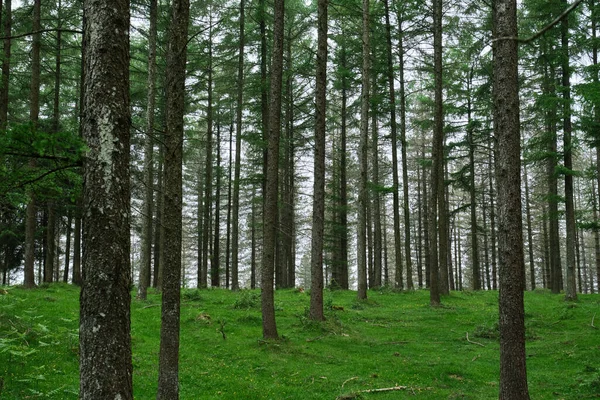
[428,0,443,305]
[562,0,577,301]
[0,0,11,130]
[156,0,189,397]
[138,0,157,300]
[79,0,133,398]
[309,0,327,321]
[212,121,221,287]
[493,0,530,396]
[524,162,536,290]
[231,0,245,291]
[261,0,284,339]
[63,210,72,282]
[357,0,370,301]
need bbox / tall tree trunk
[488,133,498,290]
[138,0,157,300]
[371,93,382,288]
[428,0,443,305]
[23,0,42,288]
[545,58,562,294]
[156,0,189,397]
[225,122,233,289]
[212,121,221,287]
[398,24,413,290]
[202,19,214,289]
[251,187,257,289]
[384,0,403,289]
[73,202,82,285]
[79,0,133,397]
[231,0,245,291]
[357,0,370,301]
[493,0,530,396]
[417,151,424,288]
[309,0,327,320]
[63,210,72,282]
[467,95,480,290]
[524,162,536,290]
[592,0,600,292]
[0,0,10,130]
[562,2,577,301]
[155,143,165,289]
[261,0,284,339]
[44,205,56,283]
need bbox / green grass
[1,284,599,399]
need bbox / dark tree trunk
[79,0,133,398]
[212,121,221,287]
[309,0,327,321]
[156,0,189,397]
[231,0,245,291]
[138,0,158,300]
[562,1,577,301]
[357,0,370,301]
[261,0,285,339]
[428,0,443,306]
[492,0,530,397]
[23,0,41,289]
[63,210,72,282]
[0,0,10,130]
[467,96,481,291]
[524,163,536,290]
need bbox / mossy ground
[1,284,599,399]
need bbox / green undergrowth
[0,283,599,399]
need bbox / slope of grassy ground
[0,283,599,399]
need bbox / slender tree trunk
[488,133,498,290]
[468,96,480,290]
[231,0,245,291]
[251,187,257,289]
[261,0,285,339]
[562,2,577,301]
[138,0,157,300]
[398,25,413,290]
[0,0,11,130]
[524,162,536,290]
[73,202,82,285]
[309,0,327,321]
[63,210,72,282]
[44,205,56,283]
[371,95,382,289]
[155,143,165,289]
[417,150,423,288]
[212,122,221,287]
[156,0,189,397]
[23,0,42,288]
[357,0,370,301]
[79,0,133,397]
[201,20,214,289]
[493,0,530,396]
[592,0,600,292]
[226,122,233,289]
[384,0,403,289]
[428,0,443,305]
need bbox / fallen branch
[359,386,408,393]
[466,332,485,347]
[592,313,597,329]
[336,386,409,400]
[306,335,325,342]
[341,377,358,388]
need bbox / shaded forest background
[0,0,599,295]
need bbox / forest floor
[0,284,599,399]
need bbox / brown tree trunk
[493,0,530,396]
[212,121,221,287]
[309,0,327,321]
[231,0,245,291]
[562,1,577,301]
[428,0,443,306]
[23,0,42,288]
[138,0,157,300]
[524,162,536,290]
[156,0,189,397]
[63,210,72,282]
[79,0,133,397]
[357,0,370,301]
[0,0,10,130]
[261,0,285,339]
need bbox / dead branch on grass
[466,332,485,347]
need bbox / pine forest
[0,0,599,398]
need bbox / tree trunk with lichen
[79,0,133,398]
